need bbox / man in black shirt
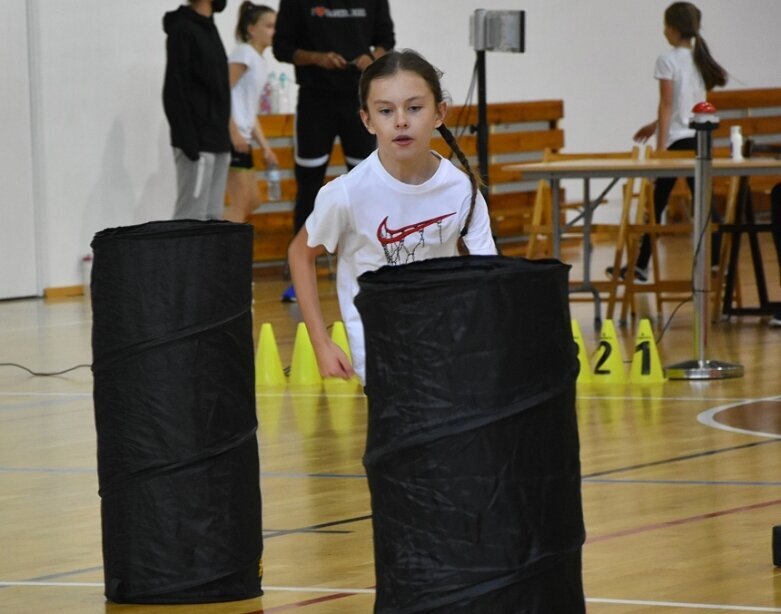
[273,0,395,302]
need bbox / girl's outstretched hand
[315,340,355,380]
[634,121,657,143]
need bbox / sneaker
[605,265,649,284]
[281,285,296,303]
[770,314,781,328]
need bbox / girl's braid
[437,123,479,237]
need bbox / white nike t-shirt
[229,43,267,141]
[654,46,705,145]
[305,150,497,383]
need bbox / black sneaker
[605,265,649,283]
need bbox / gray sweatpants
[172,148,230,220]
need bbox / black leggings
[292,87,375,233]
[771,184,781,284]
[636,137,722,270]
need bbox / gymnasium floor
[2,243,781,613]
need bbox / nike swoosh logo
[376,213,456,245]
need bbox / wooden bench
[247,100,565,264]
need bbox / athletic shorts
[230,145,254,170]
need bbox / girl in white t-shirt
[225,2,279,222]
[288,49,497,383]
[610,2,727,282]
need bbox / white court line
[0,390,761,403]
[0,392,91,398]
[0,319,92,335]
[0,581,102,587]
[588,597,781,612]
[2,582,780,610]
[578,394,758,403]
[698,395,781,439]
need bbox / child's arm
[252,118,278,167]
[288,228,355,380]
[655,79,674,151]
[229,63,250,153]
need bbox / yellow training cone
[592,319,625,384]
[289,322,323,386]
[255,323,286,387]
[330,321,352,361]
[571,319,592,384]
[629,319,667,384]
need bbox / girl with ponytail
[288,49,497,383]
[225,2,278,222]
[609,2,728,282]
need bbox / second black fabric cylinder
[355,255,585,613]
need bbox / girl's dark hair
[235,1,274,43]
[359,49,480,237]
[664,2,727,91]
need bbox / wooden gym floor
[1,235,781,613]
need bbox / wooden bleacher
[247,100,565,264]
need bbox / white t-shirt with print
[229,43,267,141]
[305,150,497,383]
[654,46,705,146]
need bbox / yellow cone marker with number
[592,319,625,383]
[629,319,666,383]
[571,319,592,383]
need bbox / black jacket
[162,6,230,160]
[273,0,395,91]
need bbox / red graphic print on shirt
[376,212,456,265]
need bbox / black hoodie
[162,5,230,160]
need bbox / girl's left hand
[263,147,278,167]
[633,122,656,143]
[316,341,355,380]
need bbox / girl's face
[360,70,446,169]
[248,12,275,48]
[663,22,680,46]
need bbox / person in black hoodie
[163,0,231,220]
[273,0,395,302]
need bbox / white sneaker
[770,315,781,328]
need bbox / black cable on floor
[0,362,91,377]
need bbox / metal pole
[476,49,489,202]
[665,102,743,380]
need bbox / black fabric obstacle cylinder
[91,220,262,604]
[355,255,585,613]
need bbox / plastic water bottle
[266,163,281,201]
[730,125,744,161]
[278,73,290,114]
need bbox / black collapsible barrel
[90,220,262,603]
[355,255,585,613]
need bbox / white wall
[4,0,781,294]
[0,0,38,299]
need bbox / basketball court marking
[698,396,781,439]
[2,582,780,612]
